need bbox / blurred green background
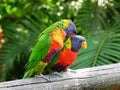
[0,0,120,82]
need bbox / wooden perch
[0,63,120,90]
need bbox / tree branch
[0,63,120,90]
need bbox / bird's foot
[35,74,51,82]
[52,72,63,77]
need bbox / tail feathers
[22,69,34,79]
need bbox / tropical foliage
[0,0,120,82]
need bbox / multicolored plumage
[23,19,77,78]
[44,35,87,74]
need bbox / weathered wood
[0,63,120,90]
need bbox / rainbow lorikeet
[44,35,87,74]
[23,19,77,78]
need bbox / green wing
[26,34,51,70]
[23,34,52,78]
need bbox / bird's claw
[52,72,63,77]
[35,74,51,82]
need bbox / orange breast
[58,49,78,66]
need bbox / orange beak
[81,41,87,48]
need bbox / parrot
[44,35,87,74]
[23,19,77,78]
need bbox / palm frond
[74,0,107,34]
[71,29,120,69]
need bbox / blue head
[63,20,77,36]
[71,35,87,52]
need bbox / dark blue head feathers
[71,35,87,52]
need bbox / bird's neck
[63,20,70,29]
[64,37,72,49]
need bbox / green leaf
[71,29,120,69]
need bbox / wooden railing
[0,63,120,90]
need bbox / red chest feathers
[58,49,78,66]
